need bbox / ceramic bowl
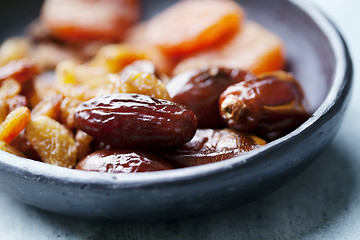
[0,0,353,220]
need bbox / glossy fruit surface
[76,149,173,173]
[161,128,266,168]
[75,93,197,148]
[167,67,254,128]
[220,71,310,140]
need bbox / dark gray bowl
[0,0,353,220]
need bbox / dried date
[76,149,173,173]
[167,67,254,128]
[219,71,310,140]
[161,128,266,168]
[75,93,197,148]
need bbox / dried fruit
[41,0,140,42]
[59,97,83,130]
[6,95,28,111]
[0,107,31,144]
[174,22,285,75]
[75,130,93,160]
[0,78,22,99]
[117,71,171,100]
[25,115,77,168]
[0,100,8,123]
[161,129,266,168]
[76,149,173,173]
[10,130,40,160]
[0,37,31,66]
[0,140,25,157]
[127,0,244,56]
[0,59,38,84]
[75,93,197,148]
[30,41,83,71]
[167,67,254,128]
[90,44,172,75]
[219,71,310,140]
[55,60,170,101]
[31,94,64,119]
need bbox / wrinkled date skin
[160,128,266,168]
[76,149,174,173]
[167,67,254,128]
[219,71,311,141]
[75,93,197,148]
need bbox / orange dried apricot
[127,0,244,57]
[174,22,285,75]
[41,0,140,42]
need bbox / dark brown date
[75,93,197,148]
[167,67,254,128]
[76,149,174,173]
[160,129,266,168]
[219,71,310,141]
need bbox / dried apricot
[41,0,140,42]
[128,0,244,57]
[174,22,285,75]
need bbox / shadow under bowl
[0,0,353,220]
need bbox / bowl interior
[0,0,350,219]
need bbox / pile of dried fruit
[0,0,310,173]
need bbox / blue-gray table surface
[1,0,359,239]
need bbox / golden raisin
[25,115,77,168]
[0,59,38,84]
[118,71,171,100]
[31,94,64,119]
[0,99,8,123]
[0,140,25,157]
[0,37,31,66]
[0,78,22,99]
[75,130,93,161]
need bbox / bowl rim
[0,0,353,190]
